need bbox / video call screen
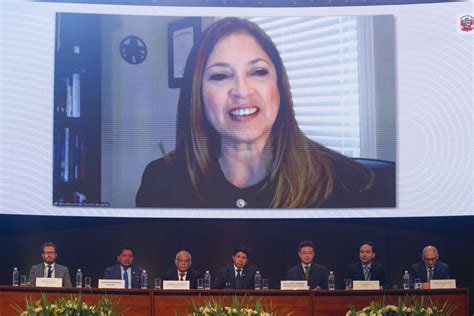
[0,1,472,218]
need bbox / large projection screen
[0,2,472,218]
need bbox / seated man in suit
[162,250,200,288]
[103,246,144,289]
[345,242,390,289]
[213,246,259,289]
[286,240,328,289]
[27,242,72,287]
[410,245,450,289]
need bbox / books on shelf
[72,72,81,118]
[55,127,86,183]
[57,71,81,118]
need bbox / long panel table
[0,286,468,315]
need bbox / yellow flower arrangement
[182,295,292,316]
[12,293,125,315]
[346,295,457,316]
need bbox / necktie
[123,268,129,289]
[235,269,242,289]
[47,265,52,278]
[363,266,370,280]
[428,268,433,282]
[304,265,310,281]
[179,272,185,281]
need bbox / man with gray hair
[410,245,450,288]
[161,250,201,289]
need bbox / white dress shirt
[177,270,188,280]
[43,262,56,278]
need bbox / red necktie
[179,272,185,281]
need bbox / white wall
[372,15,397,162]
[358,15,397,162]
[101,15,180,208]
[0,2,472,217]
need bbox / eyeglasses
[176,259,191,263]
[423,257,436,262]
[43,252,57,255]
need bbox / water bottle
[403,270,410,290]
[12,267,19,286]
[254,271,262,290]
[76,269,83,288]
[204,270,211,290]
[141,270,148,289]
[328,271,335,290]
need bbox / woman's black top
[135,157,395,208]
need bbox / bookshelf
[53,13,103,206]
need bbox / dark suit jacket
[410,261,450,284]
[103,264,144,289]
[136,157,395,208]
[213,264,259,289]
[27,263,72,287]
[286,262,329,289]
[162,268,201,289]
[345,261,390,289]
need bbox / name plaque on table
[352,280,380,290]
[163,280,190,289]
[280,280,309,290]
[98,279,125,289]
[430,279,456,289]
[36,277,62,288]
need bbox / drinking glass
[84,277,92,288]
[344,279,353,290]
[154,278,161,289]
[197,278,204,290]
[20,275,27,287]
[414,278,421,289]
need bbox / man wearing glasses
[162,250,201,289]
[410,245,450,289]
[27,242,72,287]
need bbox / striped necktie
[428,267,434,282]
[363,265,370,280]
[304,265,310,280]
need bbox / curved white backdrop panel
[0,2,472,218]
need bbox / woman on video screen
[136,17,395,209]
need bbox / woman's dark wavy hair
[168,17,373,208]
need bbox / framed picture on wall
[167,17,202,88]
